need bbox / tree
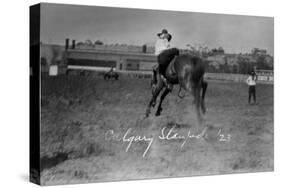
[223,62,231,73]
[256,55,271,70]
[232,64,238,74]
[94,40,104,45]
[211,48,218,53]
[85,39,93,46]
[76,42,84,46]
[218,47,225,54]
[237,56,254,74]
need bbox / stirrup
[162,77,168,86]
[161,75,172,90]
[161,75,167,82]
[167,83,172,90]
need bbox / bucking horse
[145,53,208,123]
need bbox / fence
[66,65,273,84]
[205,73,273,84]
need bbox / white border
[0,0,279,188]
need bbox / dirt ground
[39,74,273,185]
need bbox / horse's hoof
[155,107,162,116]
[202,106,207,114]
[145,109,151,117]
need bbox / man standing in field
[246,71,257,104]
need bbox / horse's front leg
[145,82,164,117]
[155,87,171,116]
[201,80,208,114]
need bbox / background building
[39,39,273,83]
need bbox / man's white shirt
[246,76,257,86]
[155,38,170,55]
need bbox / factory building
[65,39,157,72]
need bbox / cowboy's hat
[157,29,168,37]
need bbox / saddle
[153,56,177,76]
[166,56,178,76]
[152,56,178,89]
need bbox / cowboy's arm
[163,38,170,48]
[246,77,250,85]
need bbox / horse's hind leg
[201,80,208,114]
[193,86,203,123]
[155,88,170,116]
[145,82,164,117]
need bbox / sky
[40,3,274,55]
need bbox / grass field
[40,74,273,185]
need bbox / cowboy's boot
[161,75,168,85]
[167,82,173,91]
